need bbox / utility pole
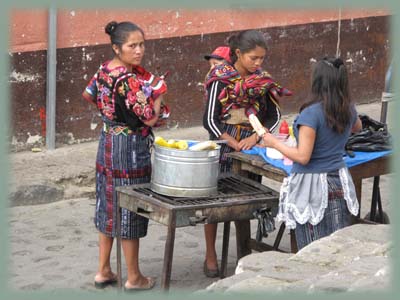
[46,6,57,150]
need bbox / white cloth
[276,167,359,229]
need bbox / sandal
[124,277,156,292]
[203,260,219,278]
[94,277,117,289]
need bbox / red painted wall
[8,9,391,151]
[10,8,390,53]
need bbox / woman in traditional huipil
[202,29,292,276]
[83,21,168,291]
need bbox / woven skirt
[212,123,261,182]
[294,170,355,250]
[94,129,152,239]
[212,123,254,172]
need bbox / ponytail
[227,30,268,64]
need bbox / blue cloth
[242,146,391,176]
[291,102,358,173]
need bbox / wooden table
[346,155,391,217]
[227,152,392,251]
[228,152,391,207]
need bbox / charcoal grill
[115,173,279,291]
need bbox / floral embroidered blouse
[83,61,168,129]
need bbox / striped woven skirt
[294,171,354,250]
[212,123,261,182]
[213,123,253,171]
[94,129,152,239]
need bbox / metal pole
[380,62,393,123]
[46,7,57,150]
[369,62,393,223]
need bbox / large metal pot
[151,144,220,197]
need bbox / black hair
[105,21,145,52]
[301,56,352,133]
[227,30,268,64]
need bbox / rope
[336,7,342,58]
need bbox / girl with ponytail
[262,56,362,250]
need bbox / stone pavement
[203,224,391,293]
[8,197,243,292]
[7,101,394,293]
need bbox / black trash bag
[345,114,392,152]
[253,207,275,242]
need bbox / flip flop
[94,277,118,289]
[124,277,156,292]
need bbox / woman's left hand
[238,134,258,150]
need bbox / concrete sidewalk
[7,101,394,292]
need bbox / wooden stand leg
[234,220,252,261]
[273,223,286,250]
[370,176,381,221]
[220,222,231,278]
[290,229,298,253]
[116,197,122,290]
[353,179,362,218]
[161,213,176,291]
[231,158,249,177]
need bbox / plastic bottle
[283,155,293,166]
[289,125,294,138]
[279,120,289,135]
[282,134,296,165]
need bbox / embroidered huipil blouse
[83,61,167,130]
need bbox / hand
[262,133,278,148]
[153,96,162,116]
[238,134,258,150]
[220,132,242,152]
[231,141,242,152]
[142,97,162,127]
[226,138,241,152]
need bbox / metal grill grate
[132,175,277,207]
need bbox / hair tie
[333,58,344,68]
[323,60,333,67]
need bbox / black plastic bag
[253,207,275,242]
[345,114,392,152]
